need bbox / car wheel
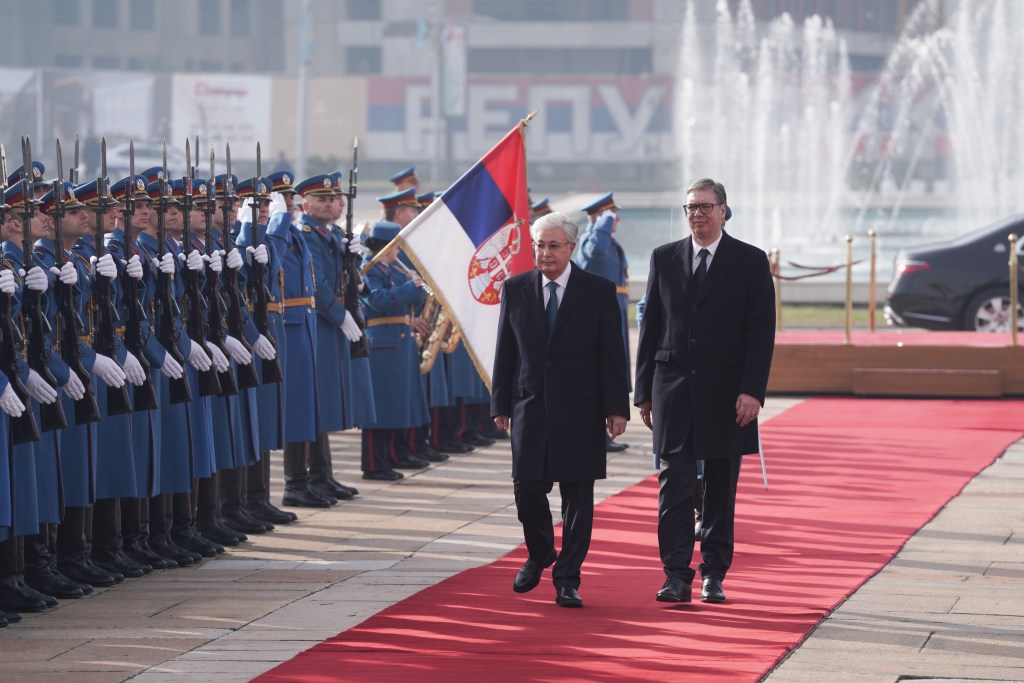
[962,288,1024,332]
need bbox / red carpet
[776,330,1014,347]
[255,398,1024,682]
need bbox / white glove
[222,335,253,365]
[179,249,204,272]
[124,254,143,280]
[251,334,277,361]
[22,266,49,292]
[0,384,25,417]
[62,372,86,401]
[348,240,369,257]
[340,310,363,343]
[92,353,127,388]
[153,252,175,274]
[236,197,254,223]
[26,369,58,405]
[91,253,117,279]
[599,209,616,223]
[268,192,287,217]
[225,248,244,270]
[0,269,15,295]
[338,234,349,248]
[159,353,183,380]
[122,351,146,387]
[246,244,268,265]
[205,251,223,273]
[187,337,213,371]
[207,342,230,374]
[48,261,79,286]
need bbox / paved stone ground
[1,393,1021,683]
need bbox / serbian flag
[392,117,534,388]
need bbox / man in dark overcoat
[634,178,775,604]
[491,212,630,608]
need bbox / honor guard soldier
[234,172,294,524]
[260,175,324,508]
[106,174,175,569]
[294,173,362,503]
[70,177,152,579]
[359,221,431,480]
[327,171,375,433]
[389,166,419,192]
[574,192,630,452]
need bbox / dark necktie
[693,248,710,292]
[545,281,559,333]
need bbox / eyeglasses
[683,203,721,216]
[532,241,569,252]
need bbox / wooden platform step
[852,368,1003,397]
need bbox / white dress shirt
[693,233,723,272]
[542,267,572,308]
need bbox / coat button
[689,338,696,344]
[545,361,552,367]
[690,369,696,376]
[691,306,698,314]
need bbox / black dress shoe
[314,480,354,500]
[0,580,49,612]
[479,424,509,440]
[1,609,22,623]
[126,544,177,570]
[172,530,223,557]
[309,483,343,503]
[16,577,58,607]
[93,553,149,579]
[437,441,473,454]
[362,470,403,481]
[25,573,86,600]
[330,479,359,496]
[606,438,628,453]
[513,549,557,594]
[393,454,429,469]
[555,586,583,608]
[462,433,494,447]
[281,486,333,508]
[58,562,120,588]
[244,502,296,526]
[701,577,726,603]
[148,541,199,567]
[223,511,275,534]
[656,577,692,602]
[416,448,449,463]
[198,522,242,547]
[0,614,7,627]
[694,511,703,537]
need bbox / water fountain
[668,0,1024,279]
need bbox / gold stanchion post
[868,229,877,332]
[844,234,853,346]
[1009,233,1019,347]
[770,247,781,331]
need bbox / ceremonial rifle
[0,140,40,443]
[340,137,368,359]
[92,138,133,415]
[247,143,282,384]
[53,139,101,425]
[180,139,221,396]
[154,140,192,404]
[21,138,68,432]
[120,141,158,411]
[219,144,260,390]
[202,143,237,396]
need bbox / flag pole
[757,428,769,490]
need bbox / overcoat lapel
[520,269,548,335]
[551,263,586,337]
[696,231,737,303]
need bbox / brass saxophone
[392,259,451,373]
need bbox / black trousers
[658,451,741,583]
[513,478,594,590]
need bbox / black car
[885,213,1024,332]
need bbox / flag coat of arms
[390,119,533,388]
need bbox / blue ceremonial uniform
[136,231,194,493]
[575,209,630,391]
[361,261,429,429]
[235,219,285,450]
[299,212,354,432]
[73,233,139,500]
[265,211,319,442]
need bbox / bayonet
[343,136,368,359]
[246,141,281,384]
[72,133,80,184]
